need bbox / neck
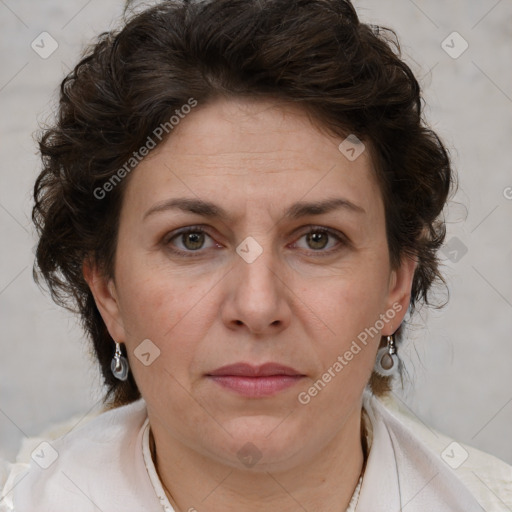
[150,406,365,512]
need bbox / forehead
[155,97,367,166]
[121,97,382,221]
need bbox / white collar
[355,390,483,511]
[141,418,363,511]
[5,392,484,511]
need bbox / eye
[163,225,347,257]
[292,227,345,253]
[164,226,219,254]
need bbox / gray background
[1,0,511,465]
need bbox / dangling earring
[374,335,399,377]
[111,342,129,381]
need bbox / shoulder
[1,399,160,512]
[372,392,512,511]
[1,458,28,512]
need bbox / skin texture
[85,98,416,511]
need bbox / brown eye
[306,231,329,250]
[164,226,218,255]
[181,231,205,250]
[292,227,346,255]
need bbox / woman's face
[88,98,415,471]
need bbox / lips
[206,363,306,397]
[207,362,304,377]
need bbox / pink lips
[207,363,305,397]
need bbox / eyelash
[163,225,348,258]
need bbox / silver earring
[111,342,129,381]
[374,335,399,377]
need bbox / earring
[374,335,399,377]
[111,342,129,381]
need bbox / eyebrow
[143,197,366,221]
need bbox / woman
[1,0,510,510]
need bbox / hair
[33,0,452,407]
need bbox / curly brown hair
[32,0,452,407]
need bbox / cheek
[116,270,207,412]
[302,259,390,345]
[116,248,204,333]
[294,259,391,410]
[294,275,389,418]
[114,255,220,377]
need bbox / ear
[82,258,126,343]
[383,254,417,335]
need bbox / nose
[221,245,292,336]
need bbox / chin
[207,416,309,472]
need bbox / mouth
[206,362,306,397]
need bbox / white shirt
[1,391,510,511]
